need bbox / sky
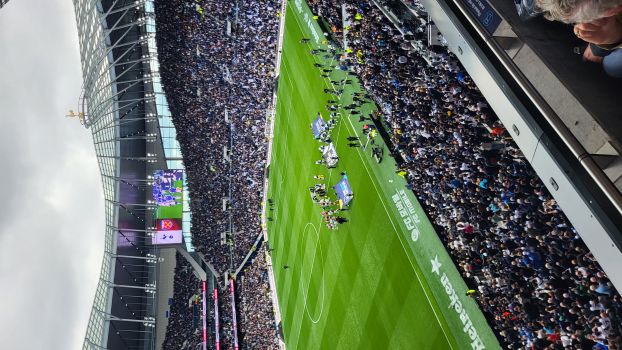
[0,1,105,349]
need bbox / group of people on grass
[311,91,346,229]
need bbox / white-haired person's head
[536,0,622,23]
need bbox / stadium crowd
[307,0,622,348]
[162,253,202,350]
[236,246,279,349]
[154,0,281,348]
[212,246,277,350]
[217,284,235,350]
[154,0,279,274]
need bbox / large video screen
[152,170,184,245]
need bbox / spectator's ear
[604,5,622,17]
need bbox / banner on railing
[230,280,239,350]
[214,288,220,350]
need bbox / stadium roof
[73,0,191,348]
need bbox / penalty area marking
[298,222,325,324]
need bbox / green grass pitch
[266,1,498,349]
[155,178,184,219]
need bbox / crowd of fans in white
[154,0,280,348]
[154,0,277,273]
[237,247,280,349]
[154,0,621,348]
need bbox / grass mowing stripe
[339,103,457,349]
[276,53,320,347]
[279,34,365,350]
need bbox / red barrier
[230,279,239,350]
[202,281,207,350]
[214,288,220,350]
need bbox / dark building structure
[73,0,203,349]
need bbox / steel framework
[74,0,192,349]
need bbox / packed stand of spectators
[162,253,203,350]
[236,246,279,349]
[218,284,235,350]
[154,0,279,274]
[228,0,280,273]
[308,0,622,348]
[154,0,281,348]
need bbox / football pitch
[154,177,184,219]
[265,1,499,349]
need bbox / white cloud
[0,0,105,349]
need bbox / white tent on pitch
[322,142,339,168]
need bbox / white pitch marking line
[298,222,325,324]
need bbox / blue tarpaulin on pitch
[333,175,353,206]
[312,115,327,138]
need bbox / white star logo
[431,255,442,275]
